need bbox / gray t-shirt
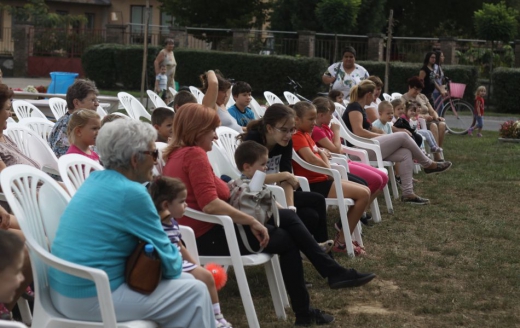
[217,107,242,133]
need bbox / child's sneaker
[215,313,232,327]
[468,128,473,136]
[477,133,482,137]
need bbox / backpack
[228,179,279,253]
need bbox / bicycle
[433,79,475,135]
[287,76,311,102]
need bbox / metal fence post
[298,30,315,57]
[367,33,384,61]
[232,29,249,53]
[12,24,30,77]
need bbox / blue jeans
[475,116,483,129]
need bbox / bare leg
[438,122,446,146]
[189,266,219,304]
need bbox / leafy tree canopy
[158,0,270,29]
[1,0,85,28]
[315,0,361,34]
[474,2,518,42]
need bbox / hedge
[358,61,479,103]
[492,68,520,113]
[82,44,480,103]
[82,45,328,99]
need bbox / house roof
[47,0,111,5]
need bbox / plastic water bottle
[144,244,155,259]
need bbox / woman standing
[418,51,437,102]
[432,51,448,113]
[322,46,369,101]
[154,38,177,99]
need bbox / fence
[0,27,14,55]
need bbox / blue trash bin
[48,72,79,94]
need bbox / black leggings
[196,209,346,316]
[294,190,329,243]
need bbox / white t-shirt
[326,63,369,99]
[217,107,242,133]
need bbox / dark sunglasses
[140,149,159,161]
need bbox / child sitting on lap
[150,177,232,328]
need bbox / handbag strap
[237,224,264,253]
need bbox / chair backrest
[215,126,241,163]
[250,97,265,119]
[48,97,68,120]
[153,141,168,176]
[19,117,55,143]
[189,86,204,104]
[12,100,47,120]
[0,321,28,327]
[263,91,283,106]
[391,92,402,100]
[58,154,104,196]
[5,125,59,174]
[226,85,235,108]
[117,92,152,121]
[334,102,346,118]
[168,86,178,99]
[147,90,169,108]
[207,143,241,179]
[96,106,107,119]
[382,93,392,101]
[283,91,300,105]
[7,117,16,123]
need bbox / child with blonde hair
[66,109,101,162]
[149,177,232,328]
[470,86,486,137]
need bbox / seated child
[227,81,255,128]
[371,101,393,134]
[0,230,25,318]
[292,101,371,255]
[66,109,101,162]
[234,140,334,253]
[150,177,232,328]
[394,101,442,153]
[328,89,344,106]
[152,107,174,143]
[101,113,128,126]
[172,91,197,111]
[391,98,404,124]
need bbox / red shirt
[311,124,334,144]
[66,144,100,162]
[475,96,485,116]
[292,131,328,184]
[163,146,230,238]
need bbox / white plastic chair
[291,150,361,257]
[226,85,235,108]
[185,207,287,328]
[383,93,392,102]
[263,91,284,106]
[153,142,168,176]
[283,91,300,105]
[250,97,266,119]
[117,92,152,121]
[58,154,104,196]
[215,126,241,162]
[12,100,47,120]
[7,117,16,123]
[48,98,68,120]
[5,125,60,176]
[188,86,204,104]
[332,116,397,212]
[0,165,157,328]
[18,117,55,143]
[146,90,171,109]
[96,106,107,119]
[168,87,178,99]
[391,92,402,100]
[334,102,346,118]
[0,320,28,328]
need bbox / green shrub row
[82,45,481,105]
[358,61,479,104]
[491,68,520,113]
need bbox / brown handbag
[125,241,162,294]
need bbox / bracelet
[288,206,297,212]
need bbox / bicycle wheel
[441,99,475,135]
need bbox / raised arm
[201,70,218,109]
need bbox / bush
[82,45,328,98]
[492,68,520,114]
[358,61,479,103]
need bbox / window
[85,13,95,29]
[160,11,174,35]
[130,5,153,34]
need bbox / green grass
[217,131,520,327]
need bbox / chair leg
[370,198,382,223]
[233,264,261,328]
[336,202,355,257]
[272,255,290,308]
[265,259,287,319]
[352,222,363,248]
[388,165,399,199]
[17,299,32,326]
[383,185,394,214]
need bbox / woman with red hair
[162,103,376,326]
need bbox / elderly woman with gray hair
[48,119,216,327]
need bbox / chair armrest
[26,239,118,327]
[291,150,342,184]
[296,176,310,192]
[179,225,200,266]
[341,146,370,165]
[42,166,60,176]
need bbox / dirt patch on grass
[347,302,392,315]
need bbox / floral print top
[325,63,369,99]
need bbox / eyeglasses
[140,149,159,161]
[274,127,297,135]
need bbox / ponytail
[349,80,376,104]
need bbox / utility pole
[384,10,394,94]
[140,0,150,104]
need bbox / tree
[158,0,270,29]
[269,0,323,31]
[1,0,85,27]
[315,0,361,34]
[355,0,387,34]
